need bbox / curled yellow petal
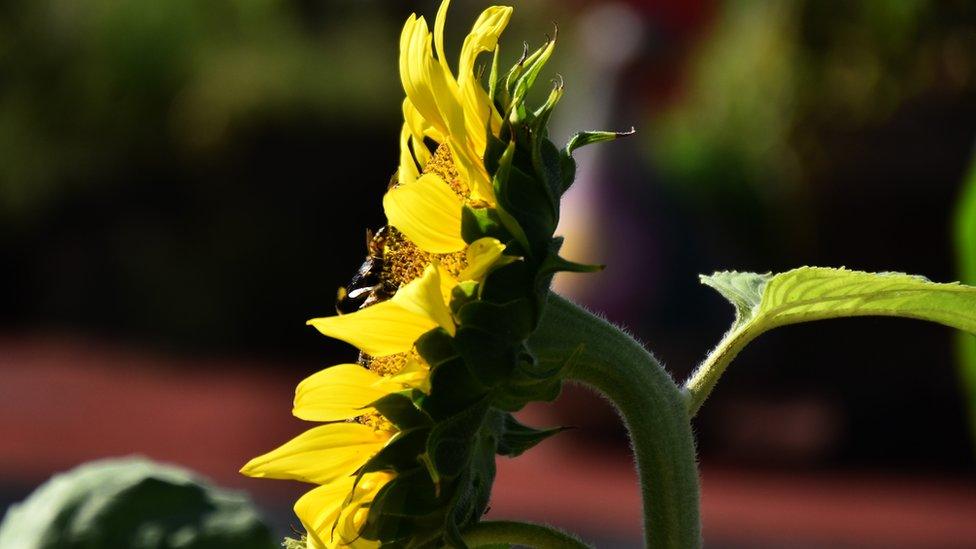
[383,173,466,254]
[293,364,400,422]
[399,14,464,147]
[240,423,390,485]
[308,262,455,356]
[296,472,391,549]
[294,477,353,549]
[458,6,512,148]
[399,16,442,136]
[458,237,514,282]
[458,6,513,84]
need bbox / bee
[336,174,401,315]
[336,226,392,314]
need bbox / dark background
[2,1,976,547]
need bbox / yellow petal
[448,141,494,204]
[296,473,391,549]
[433,0,455,82]
[458,6,513,84]
[458,6,512,152]
[400,15,464,144]
[293,364,400,422]
[240,423,390,485]
[393,263,456,336]
[383,173,465,254]
[437,263,459,304]
[402,99,434,166]
[294,477,354,549]
[389,354,431,393]
[399,16,444,137]
[397,124,419,187]
[425,49,467,149]
[458,237,514,282]
[334,474,389,547]
[308,263,455,356]
[309,300,436,357]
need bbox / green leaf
[0,457,276,549]
[426,398,491,479]
[359,427,431,474]
[424,357,489,420]
[454,326,519,387]
[539,251,605,279]
[687,267,976,415]
[487,45,502,112]
[560,128,634,191]
[954,155,976,444]
[564,128,635,156]
[707,267,976,332]
[508,34,556,123]
[361,468,445,543]
[460,205,508,244]
[496,413,567,457]
[490,141,532,254]
[370,393,432,431]
[450,281,480,316]
[531,79,563,140]
[699,271,770,329]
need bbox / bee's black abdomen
[335,227,391,315]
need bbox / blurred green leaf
[0,457,276,549]
[955,155,976,444]
[0,0,399,217]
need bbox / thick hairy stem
[462,520,590,548]
[529,293,702,549]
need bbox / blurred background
[2,0,976,547]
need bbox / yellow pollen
[359,411,394,432]
[364,351,412,377]
[424,144,467,197]
[383,228,467,288]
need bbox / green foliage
[702,267,976,333]
[653,0,975,200]
[696,271,768,329]
[496,414,567,458]
[0,0,398,217]
[955,156,976,442]
[688,267,976,414]
[0,457,275,549]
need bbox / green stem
[529,293,701,549]
[683,325,760,417]
[462,520,590,548]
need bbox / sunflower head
[243,2,628,547]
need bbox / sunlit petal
[293,364,400,422]
[383,173,465,253]
[240,423,390,485]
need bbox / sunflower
[242,0,618,546]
